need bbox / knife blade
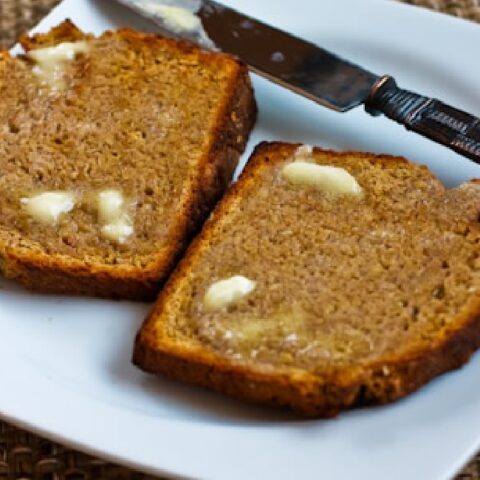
[198,1,378,112]
[113,0,480,163]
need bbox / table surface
[0,0,479,479]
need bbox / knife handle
[365,75,480,164]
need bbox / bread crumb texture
[0,21,256,299]
[135,143,480,415]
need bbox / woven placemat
[0,0,479,479]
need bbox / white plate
[1,0,479,479]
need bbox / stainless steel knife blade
[114,0,378,112]
[112,0,480,163]
[197,1,379,112]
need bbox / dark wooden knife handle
[365,75,480,164]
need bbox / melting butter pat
[101,220,134,244]
[28,41,90,90]
[97,189,126,225]
[282,161,363,197]
[203,275,256,312]
[97,189,134,244]
[151,5,202,33]
[134,0,214,48]
[21,191,75,225]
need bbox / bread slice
[133,142,480,416]
[0,21,256,300]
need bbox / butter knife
[114,0,480,163]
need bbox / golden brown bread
[133,142,480,416]
[0,21,256,300]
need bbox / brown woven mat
[0,0,479,478]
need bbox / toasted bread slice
[0,21,256,300]
[134,142,480,416]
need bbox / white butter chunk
[28,41,90,64]
[203,275,256,312]
[101,219,134,244]
[28,41,90,90]
[134,0,215,48]
[21,191,75,225]
[152,5,202,33]
[282,161,363,197]
[97,189,126,225]
[97,189,134,244]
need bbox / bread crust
[0,21,256,300]
[133,142,480,416]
